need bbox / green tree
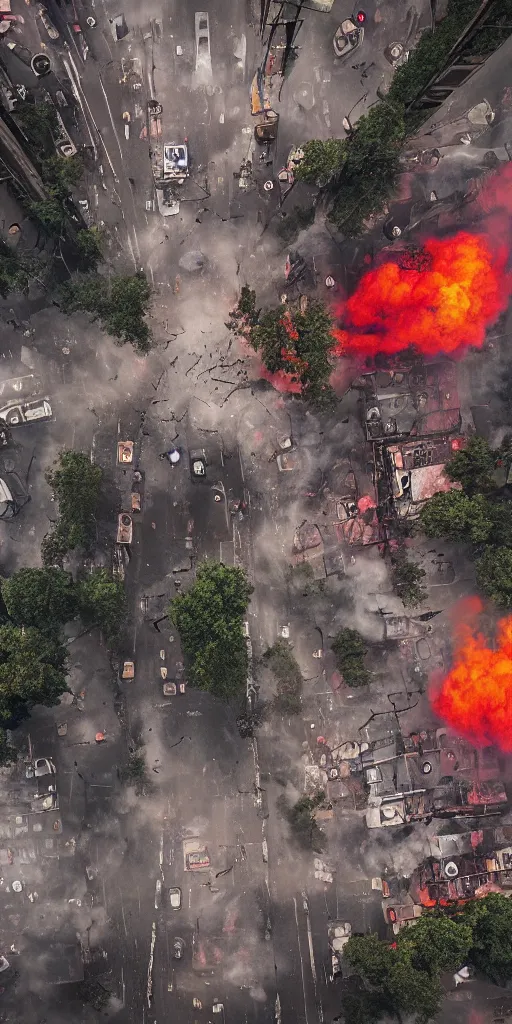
[397,912,472,976]
[388,0,482,115]
[391,554,427,606]
[59,272,151,352]
[446,436,497,495]
[76,227,104,270]
[169,561,253,698]
[226,285,259,334]
[338,990,392,1024]
[387,953,442,1024]
[344,934,395,986]
[42,154,83,191]
[43,450,103,562]
[0,728,16,766]
[1,567,76,633]
[239,299,335,406]
[250,306,291,372]
[331,628,370,687]
[476,546,512,607]
[419,489,493,544]
[0,624,67,723]
[120,748,148,794]
[77,567,125,642]
[328,102,407,237]
[286,790,326,850]
[276,205,315,243]
[293,301,336,406]
[344,933,443,1024]
[30,192,67,234]
[296,138,345,186]
[263,639,303,715]
[464,892,512,985]
[0,241,30,298]
[14,99,59,157]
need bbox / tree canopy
[328,102,407,237]
[391,554,427,607]
[59,272,151,352]
[263,639,303,715]
[77,568,125,642]
[293,0,491,237]
[75,228,104,271]
[297,138,345,186]
[445,436,498,495]
[331,627,370,687]
[42,154,84,191]
[228,292,336,406]
[476,546,512,607]
[14,99,59,157]
[284,790,326,850]
[0,624,67,723]
[463,892,512,985]
[341,898,512,1024]
[0,242,30,299]
[419,490,494,544]
[344,913,472,1024]
[43,450,103,563]
[397,912,472,977]
[169,561,253,698]
[1,567,77,633]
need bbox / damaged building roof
[380,434,464,518]
[358,360,461,441]
[363,729,508,828]
[412,845,512,906]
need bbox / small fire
[332,231,511,360]
[431,598,512,752]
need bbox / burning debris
[431,598,512,751]
[332,232,511,361]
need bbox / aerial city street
[1,0,512,1023]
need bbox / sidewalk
[251,0,432,175]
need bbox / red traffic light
[355,10,366,22]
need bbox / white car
[195,12,211,74]
[154,879,162,909]
[328,921,352,979]
[0,399,52,426]
[37,5,59,39]
[26,757,56,778]
[35,757,56,777]
[169,886,182,909]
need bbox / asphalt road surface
[0,0,443,1022]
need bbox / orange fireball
[333,231,511,360]
[431,600,512,751]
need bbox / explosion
[332,231,511,360]
[431,599,512,751]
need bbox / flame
[333,231,511,360]
[431,599,512,751]
[259,364,302,393]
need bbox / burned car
[333,18,364,60]
[0,399,52,426]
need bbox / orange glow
[332,232,511,360]
[431,599,512,751]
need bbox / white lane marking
[293,896,309,1024]
[98,72,126,167]
[67,53,119,181]
[63,55,97,160]
[120,891,128,937]
[126,232,137,271]
[147,921,156,1008]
